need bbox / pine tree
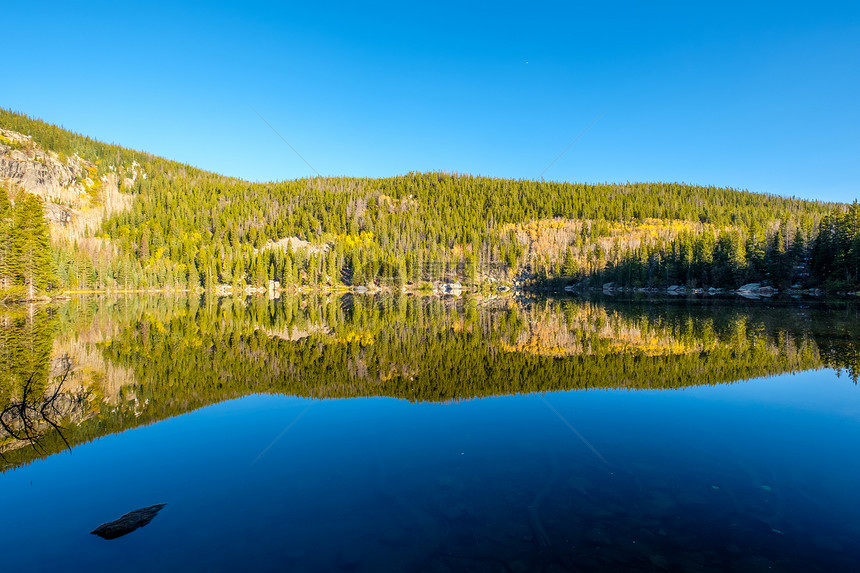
[285,254,294,286]
[0,187,15,290]
[767,227,789,286]
[12,193,53,299]
[560,247,578,278]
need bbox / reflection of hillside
[99,295,825,404]
[264,324,332,342]
[0,297,188,468]
[0,376,91,458]
[3,294,858,472]
[500,303,710,357]
[1,314,141,462]
[51,339,137,405]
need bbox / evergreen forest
[1,108,858,298]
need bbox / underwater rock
[90,503,166,539]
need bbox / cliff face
[0,127,134,240]
[0,127,96,208]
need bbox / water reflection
[1,294,858,473]
[1,294,859,571]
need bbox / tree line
[1,108,857,296]
[0,188,53,301]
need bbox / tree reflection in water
[1,294,858,472]
[0,364,77,462]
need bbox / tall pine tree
[0,187,15,290]
[12,193,53,299]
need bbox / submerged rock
[91,503,167,540]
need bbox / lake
[1,294,859,572]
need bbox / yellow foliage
[336,231,376,249]
[335,330,375,346]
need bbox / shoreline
[3,284,859,307]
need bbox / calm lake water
[1,294,859,572]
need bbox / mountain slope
[1,108,857,293]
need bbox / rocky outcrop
[737,283,778,298]
[43,201,74,226]
[0,128,89,203]
[0,127,133,241]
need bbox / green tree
[12,194,53,299]
[560,247,578,278]
[0,187,16,290]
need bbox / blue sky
[2,1,858,202]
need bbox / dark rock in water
[91,503,167,540]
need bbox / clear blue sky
[2,1,858,202]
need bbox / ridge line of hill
[1,108,858,298]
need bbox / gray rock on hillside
[0,127,133,240]
[0,129,83,200]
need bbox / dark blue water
[1,368,858,572]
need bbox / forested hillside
[1,108,858,298]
